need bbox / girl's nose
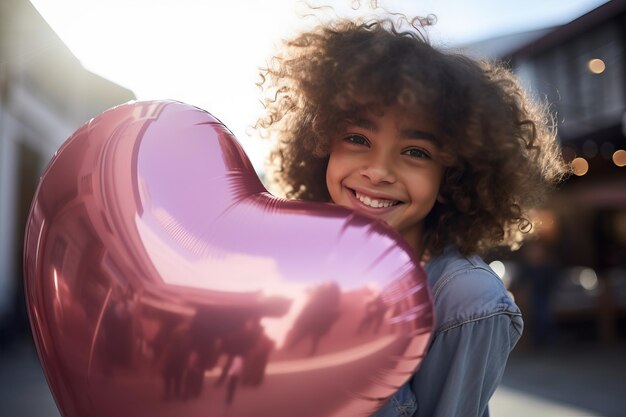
[359,154,396,184]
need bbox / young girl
[257,15,568,417]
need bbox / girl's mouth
[350,189,401,209]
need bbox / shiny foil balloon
[24,100,433,417]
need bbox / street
[2,336,624,417]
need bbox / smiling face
[326,106,445,253]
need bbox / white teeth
[355,191,398,208]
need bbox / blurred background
[1,0,625,416]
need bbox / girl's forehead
[356,105,440,132]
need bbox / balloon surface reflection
[24,101,434,417]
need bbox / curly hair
[256,17,569,257]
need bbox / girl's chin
[352,207,396,227]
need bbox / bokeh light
[579,268,599,291]
[582,140,598,158]
[587,58,606,74]
[489,261,505,279]
[571,157,589,176]
[561,146,576,163]
[612,149,626,167]
[600,141,615,159]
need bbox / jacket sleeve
[410,312,523,417]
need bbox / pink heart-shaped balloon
[24,100,433,417]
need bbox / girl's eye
[403,148,431,159]
[343,134,369,147]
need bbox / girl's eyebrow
[401,129,439,145]
[350,117,439,145]
[351,117,377,132]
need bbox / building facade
[0,0,135,342]
[503,0,626,343]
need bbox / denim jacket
[373,246,523,417]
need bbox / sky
[29,0,611,170]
